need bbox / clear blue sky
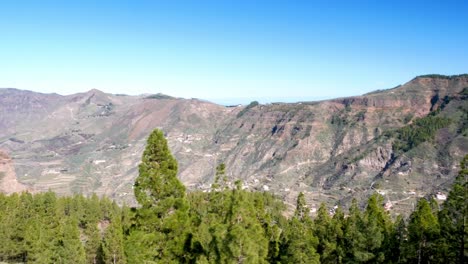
[1,0,467,103]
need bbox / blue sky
[1,0,467,104]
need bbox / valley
[0,74,467,215]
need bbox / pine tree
[387,215,406,263]
[255,192,285,263]
[0,193,26,262]
[343,199,372,262]
[212,163,226,191]
[129,129,190,262]
[331,206,346,263]
[25,192,62,263]
[363,193,393,263]
[56,216,86,263]
[124,230,157,263]
[294,192,308,220]
[134,129,185,209]
[85,223,104,264]
[221,184,269,263]
[405,198,440,264]
[83,194,105,264]
[438,154,468,263]
[280,192,319,264]
[314,203,338,264]
[102,212,126,264]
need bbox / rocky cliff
[0,74,467,214]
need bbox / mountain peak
[86,88,106,95]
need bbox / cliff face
[0,74,467,214]
[210,75,467,212]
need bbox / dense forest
[0,129,466,263]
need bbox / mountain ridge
[0,74,467,215]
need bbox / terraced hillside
[0,74,467,214]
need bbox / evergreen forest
[0,129,466,263]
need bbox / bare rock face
[0,150,27,194]
[0,74,467,215]
[358,145,394,171]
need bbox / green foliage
[437,154,468,263]
[57,217,86,263]
[387,215,407,263]
[222,188,270,263]
[280,217,319,264]
[404,198,440,263]
[145,93,174,100]
[415,74,468,79]
[330,113,348,127]
[184,186,286,263]
[294,192,309,220]
[0,192,125,263]
[134,129,185,209]
[131,129,190,262]
[102,203,126,264]
[461,87,468,96]
[212,163,227,191]
[237,101,259,118]
[363,84,401,96]
[387,115,451,153]
[355,110,366,121]
[363,194,393,263]
[343,199,375,262]
[403,113,414,124]
[280,193,319,263]
[314,203,337,263]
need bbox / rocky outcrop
[358,144,394,171]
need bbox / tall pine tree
[438,154,467,263]
[280,192,319,264]
[405,198,440,264]
[129,129,191,263]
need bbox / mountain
[0,74,467,215]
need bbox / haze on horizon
[1,0,467,104]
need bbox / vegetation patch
[460,87,468,96]
[415,73,468,79]
[145,93,175,100]
[355,110,366,121]
[403,113,414,124]
[385,115,451,153]
[364,84,401,95]
[236,100,259,118]
[303,124,312,139]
